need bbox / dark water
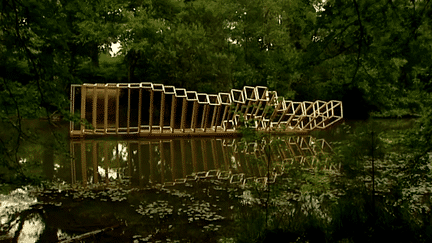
[0,118,415,242]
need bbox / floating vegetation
[67,187,132,202]
[202,223,222,232]
[0,178,244,242]
[185,200,225,222]
[136,200,174,219]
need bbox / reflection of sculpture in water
[70,136,337,187]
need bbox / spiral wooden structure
[70,83,343,137]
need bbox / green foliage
[298,0,432,118]
[390,96,432,188]
[332,121,385,179]
[301,171,331,194]
[234,118,432,242]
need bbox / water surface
[0,118,414,242]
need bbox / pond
[0,118,419,242]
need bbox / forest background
[2,1,432,241]
[0,0,431,175]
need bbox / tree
[296,0,432,118]
[0,0,125,178]
[224,0,317,97]
[121,0,236,92]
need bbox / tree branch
[308,21,356,66]
[1,78,23,168]
[351,0,364,84]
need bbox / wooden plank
[191,101,198,132]
[211,106,218,131]
[80,86,86,136]
[104,86,108,134]
[92,86,97,133]
[180,98,187,132]
[160,92,165,133]
[202,105,209,132]
[138,88,142,134]
[230,89,244,129]
[116,86,120,134]
[127,88,131,133]
[243,86,258,120]
[70,85,75,134]
[149,90,154,134]
[268,97,285,130]
[170,94,177,133]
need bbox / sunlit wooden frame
[71,83,343,137]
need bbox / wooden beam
[92,86,97,133]
[104,86,108,134]
[138,88,142,134]
[170,96,176,133]
[180,98,187,132]
[191,101,198,132]
[116,86,119,134]
[160,92,165,133]
[127,88,131,133]
[149,90,154,134]
[70,85,75,134]
[80,86,86,136]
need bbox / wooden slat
[138,89,142,134]
[180,98,187,132]
[70,86,75,133]
[149,90,154,134]
[191,101,198,132]
[127,88,131,133]
[80,86,86,136]
[104,86,108,134]
[170,95,177,133]
[116,87,119,134]
[160,92,165,133]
